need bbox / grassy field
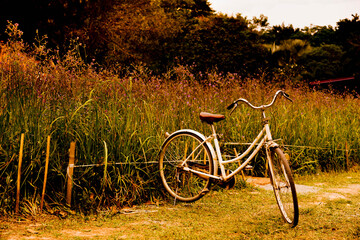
[1,23,360,213]
[1,170,359,239]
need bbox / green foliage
[267,39,312,66]
[308,26,337,47]
[336,14,360,74]
[177,14,268,75]
[299,44,345,81]
[1,19,360,214]
[86,0,183,70]
[1,1,359,81]
[263,24,308,44]
[160,0,213,18]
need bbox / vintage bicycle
[159,90,299,227]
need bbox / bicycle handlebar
[227,90,292,113]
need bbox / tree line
[1,0,359,82]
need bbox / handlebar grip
[282,91,293,102]
[227,102,235,110]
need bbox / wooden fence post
[345,142,349,171]
[66,142,76,206]
[40,135,51,211]
[15,133,25,214]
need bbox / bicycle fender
[163,129,218,173]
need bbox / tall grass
[0,22,359,214]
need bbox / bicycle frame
[180,90,292,182]
[182,110,278,182]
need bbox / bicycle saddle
[199,112,225,124]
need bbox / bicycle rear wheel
[268,147,299,227]
[159,131,214,202]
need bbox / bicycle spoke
[269,147,299,227]
[159,132,213,202]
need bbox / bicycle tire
[159,131,214,202]
[268,147,299,227]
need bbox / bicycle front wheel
[159,131,214,202]
[268,147,299,227]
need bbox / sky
[208,0,360,28]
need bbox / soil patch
[246,176,320,194]
[247,177,360,201]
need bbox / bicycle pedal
[244,165,253,176]
[201,188,210,195]
[245,165,253,170]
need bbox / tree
[335,14,360,76]
[268,39,312,66]
[0,0,115,47]
[306,26,336,47]
[176,14,268,75]
[64,0,216,71]
[77,0,185,71]
[160,0,213,18]
[299,44,345,81]
[251,14,270,33]
[263,24,307,44]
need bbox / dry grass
[1,22,360,212]
[1,170,359,239]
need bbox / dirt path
[247,176,360,200]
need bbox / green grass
[0,24,360,213]
[1,171,359,239]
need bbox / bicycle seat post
[210,124,217,138]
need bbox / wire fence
[11,134,358,209]
[69,140,356,170]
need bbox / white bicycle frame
[182,113,277,182]
[181,90,292,182]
